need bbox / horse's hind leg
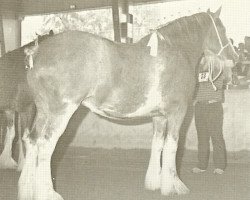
[17,104,36,171]
[17,113,25,171]
[145,116,166,190]
[18,103,78,200]
[161,105,190,196]
[0,110,17,169]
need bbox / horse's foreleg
[0,111,17,169]
[145,116,166,191]
[17,122,25,172]
[18,104,78,200]
[161,107,189,196]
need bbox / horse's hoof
[145,171,161,191]
[36,188,64,200]
[161,176,190,196]
[47,191,63,200]
[18,190,64,200]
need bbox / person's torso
[195,72,225,103]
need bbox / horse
[18,8,238,200]
[0,31,53,171]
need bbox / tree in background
[40,9,114,40]
[22,3,192,45]
[22,8,114,44]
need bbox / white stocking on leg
[0,124,17,169]
[18,133,64,200]
[145,117,166,190]
[18,132,38,199]
[35,137,64,200]
[161,134,189,195]
[160,106,190,196]
[17,136,25,172]
[17,115,26,171]
[18,104,77,200]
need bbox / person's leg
[194,103,210,170]
[209,103,227,171]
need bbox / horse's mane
[140,12,211,50]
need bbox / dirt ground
[0,148,250,200]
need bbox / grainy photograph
[0,0,249,199]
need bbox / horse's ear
[207,8,211,14]
[214,6,222,18]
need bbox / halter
[208,14,232,56]
[146,14,234,90]
[206,55,224,91]
[206,14,235,90]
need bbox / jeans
[194,102,227,170]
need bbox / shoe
[192,167,206,173]
[213,168,224,175]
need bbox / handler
[192,54,233,175]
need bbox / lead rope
[207,57,224,91]
[207,14,228,90]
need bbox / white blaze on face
[127,63,164,117]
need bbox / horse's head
[200,52,234,86]
[203,7,239,62]
[201,7,238,87]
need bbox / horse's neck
[162,27,205,65]
[141,15,210,67]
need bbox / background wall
[2,12,21,52]
[66,89,250,152]
[2,1,250,153]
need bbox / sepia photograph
[0,0,249,199]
